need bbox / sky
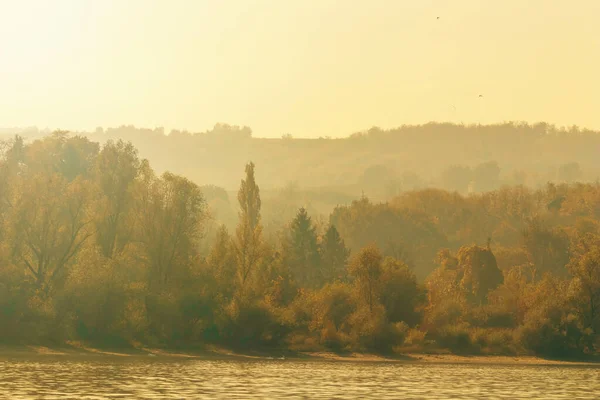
[0,0,599,138]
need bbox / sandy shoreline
[0,344,598,366]
[301,351,600,366]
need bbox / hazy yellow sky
[1,0,599,137]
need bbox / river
[0,356,599,399]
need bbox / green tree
[319,224,350,283]
[456,244,504,304]
[288,207,321,287]
[207,225,236,300]
[379,257,425,326]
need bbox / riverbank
[306,352,600,366]
[1,344,598,366]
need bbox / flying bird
[478,94,483,98]
[437,16,440,19]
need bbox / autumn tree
[429,245,503,306]
[25,132,99,180]
[94,140,140,258]
[522,219,571,279]
[0,136,25,211]
[8,173,96,295]
[568,233,600,334]
[517,275,586,356]
[348,244,383,312]
[234,162,264,296]
[135,171,206,290]
[331,196,445,280]
[309,282,356,348]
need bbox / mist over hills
[3,122,598,192]
[3,121,599,235]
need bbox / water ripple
[0,357,598,399]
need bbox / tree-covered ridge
[0,132,599,357]
[3,122,599,194]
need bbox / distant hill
[2,122,599,197]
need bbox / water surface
[1,356,599,399]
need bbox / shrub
[404,328,427,347]
[425,300,463,330]
[516,316,566,357]
[467,305,515,329]
[485,329,514,354]
[347,305,405,354]
[435,323,477,354]
[218,299,289,349]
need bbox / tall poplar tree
[234,162,263,295]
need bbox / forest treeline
[0,132,599,358]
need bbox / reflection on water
[0,357,599,399]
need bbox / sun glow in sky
[1,0,599,137]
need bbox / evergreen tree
[319,224,349,282]
[288,207,321,287]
